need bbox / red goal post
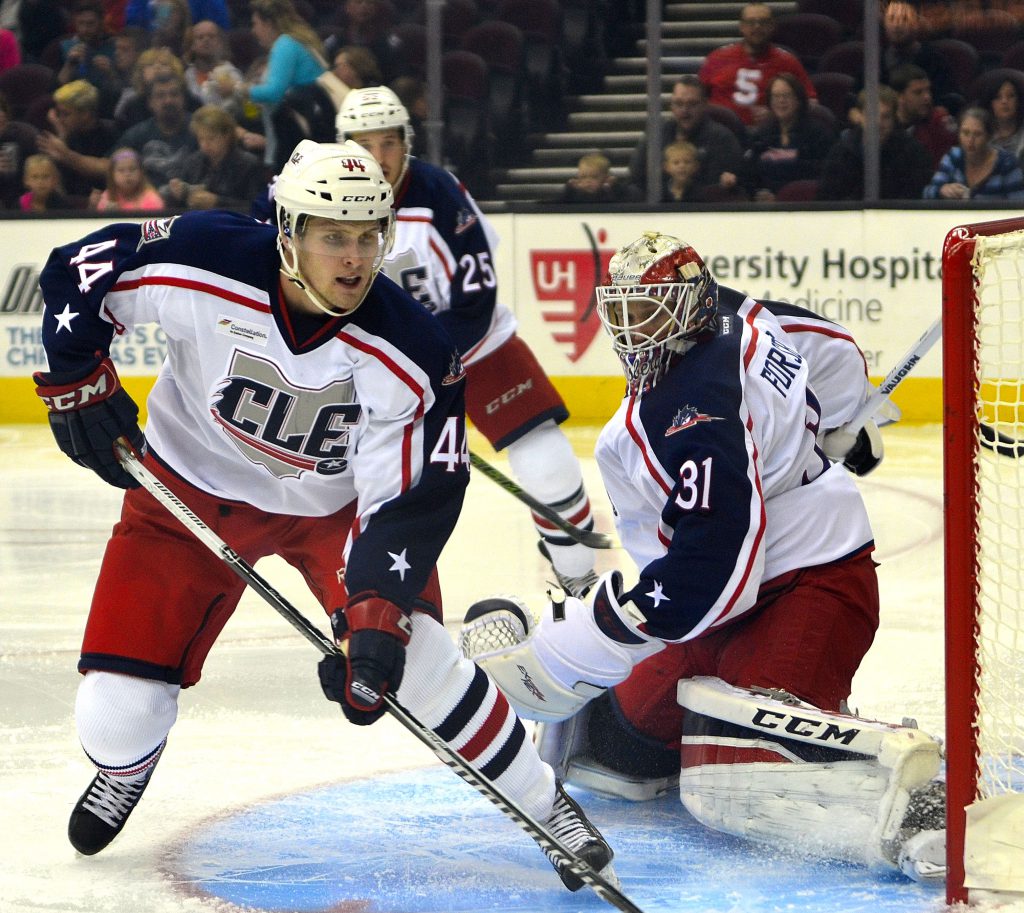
[942,217,1024,906]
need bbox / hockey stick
[821,316,942,458]
[820,316,1022,459]
[113,440,644,913]
[469,450,615,549]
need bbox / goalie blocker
[461,594,946,881]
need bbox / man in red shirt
[698,2,817,127]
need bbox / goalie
[460,231,945,882]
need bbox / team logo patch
[454,207,478,235]
[216,315,270,347]
[136,216,180,249]
[665,404,724,436]
[441,351,466,385]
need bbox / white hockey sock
[75,671,179,780]
[397,614,556,821]
[506,421,595,578]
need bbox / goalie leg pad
[676,677,942,866]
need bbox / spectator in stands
[89,145,164,210]
[163,103,263,209]
[19,151,68,209]
[125,0,229,32]
[116,70,198,188]
[114,47,199,131]
[975,73,1024,167]
[145,0,194,58]
[880,1,956,107]
[817,86,933,202]
[0,90,38,208]
[391,75,426,138]
[555,150,640,203]
[660,140,702,202]
[233,0,326,169]
[184,20,244,117]
[36,78,118,204]
[322,0,395,82]
[0,26,21,73]
[923,106,1024,201]
[332,45,382,91]
[698,2,816,128]
[56,0,121,117]
[890,63,957,169]
[743,72,836,202]
[628,76,744,199]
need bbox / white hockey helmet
[336,86,414,150]
[595,232,718,394]
[336,86,414,187]
[275,139,395,316]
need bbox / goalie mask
[275,139,395,316]
[335,86,414,189]
[595,232,718,394]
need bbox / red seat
[929,38,980,97]
[811,71,856,121]
[773,12,846,73]
[818,40,865,81]
[705,102,747,142]
[390,21,427,78]
[796,0,862,35]
[461,20,525,149]
[775,178,821,201]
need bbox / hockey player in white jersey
[461,232,946,882]
[335,86,601,597]
[33,139,616,892]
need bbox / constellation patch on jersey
[665,405,724,436]
[216,315,270,347]
[136,216,180,249]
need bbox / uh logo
[530,224,615,363]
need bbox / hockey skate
[537,540,599,598]
[542,781,618,891]
[68,744,164,855]
[883,779,947,883]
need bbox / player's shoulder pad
[406,157,481,236]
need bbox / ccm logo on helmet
[339,195,375,202]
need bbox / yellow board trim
[4,375,944,425]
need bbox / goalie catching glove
[34,354,145,489]
[318,592,412,725]
[459,571,664,722]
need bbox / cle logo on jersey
[211,350,362,479]
[666,404,724,436]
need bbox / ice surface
[0,424,1017,913]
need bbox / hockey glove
[321,593,412,726]
[841,422,883,476]
[34,355,145,490]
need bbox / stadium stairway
[485,0,799,203]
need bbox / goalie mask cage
[943,217,1024,906]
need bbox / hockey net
[943,217,1024,906]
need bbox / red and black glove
[317,593,412,726]
[34,355,145,490]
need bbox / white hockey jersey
[38,211,470,607]
[596,291,873,643]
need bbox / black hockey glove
[841,422,883,477]
[34,355,145,490]
[318,593,412,726]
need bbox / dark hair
[976,73,1024,131]
[889,63,930,94]
[674,74,707,98]
[767,72,808,119]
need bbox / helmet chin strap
[277,235,368,317]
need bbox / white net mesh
[971,229,1024,800]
